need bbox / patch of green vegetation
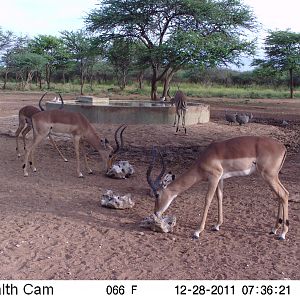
[1,81,299,99]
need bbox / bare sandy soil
[0,91,299,280]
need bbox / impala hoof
[278,235,285,241]
[212,225,220,231]
[64,159,68,162]
[192,234,199,240]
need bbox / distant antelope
[170,90,187,134]
[147,136,289,240]
[15,93,67,162]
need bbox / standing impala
[15,92,67,162]
[147,136,289,240]
[170,90,187,134]
[22,110,117,178]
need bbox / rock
[140,214,176,233]
[101,190,134,209]
[106,161,134,179]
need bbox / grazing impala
[22,110,116,178]
[147,136,289,240]
[15,92,67,162]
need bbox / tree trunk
[46,64,51,89]
[80,59,84,95]
[151,66,158,100]
[137,70,144,89]
[162,70,175,99]
[2,70,8,90]
[289,68,294,99]
[62,68,66,85]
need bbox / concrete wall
[46,101,210,125]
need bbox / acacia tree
[253,30,300,98]
[29,35,64,89]
[106,38,138,90]
[86,0,257,99]
[1,34,30,89]
[61,30,101,94]
[8,51,47,89]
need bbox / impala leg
[270,201,283,235]
[264,175,289,240]
[21,125,32,151]
[182,110,187,134]
[176,113,180,133]
[193,178,220,239]
[15,121,26,157]
[74,135,83,178]
[23,133,45,176]
[48,135,68,162]
[81,141,93,174]
[173,114,177,127]
[213,178,224,231]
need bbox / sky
[1,0,300,69]
[0,0,99,37]
[1,0,300,37]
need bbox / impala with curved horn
[107,124,127,169]
[147,136,289,240]
[15,92,67,162]
[22,109,124,178]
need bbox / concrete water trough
[46,96,210,125]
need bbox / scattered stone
[140,214,176,233]
[106,161,134,179]
[101,190,134,209]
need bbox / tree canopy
[86,0,257,99]
[253,30,300,98]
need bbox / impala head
[107,124,127,169]
[146,147,176,217]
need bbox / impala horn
[38,92,48,111]
[57,92,64,110]
[146,147,166,197]
[107,124,127,168]
[38,92,64,111]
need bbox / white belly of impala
[220,158,257,179]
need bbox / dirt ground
[0,91,299,280]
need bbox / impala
[15,92,67,162]
[170,90,187,134]
[147,136,289,240]
[22,111,124,178]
